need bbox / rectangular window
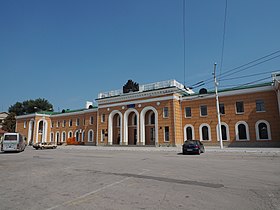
[56,121,60,128]
[101,129,105,142]
[101,114,105,123]
[90,116,94,125]
[24,121,26,129]
[200,105,208,116]
[62,120,66,127]
[185,107,191,117]
[163,107,169,118]
[51,122,54,128]
[76,118,80,126]
[236,101,244,113]
[69,119,72,127]
[164,126,170,142]
[219,103,225,115]
[256,100,265,112]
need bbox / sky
[1,0,280,112]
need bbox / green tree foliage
[2,113,16,132]
[3,98,53,132]
[8,98,53,116]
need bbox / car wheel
[197,149,201,155]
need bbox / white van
[1,133,26,152]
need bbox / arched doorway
[28,120,35,145]
[108,110,123,145]
[140,106,158,146]
[36,119,48,143]
[124,109,139,145]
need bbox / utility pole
[213,63,223,149]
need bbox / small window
[62,120,66,127]
[164,126,170,142]
[90,116,94,125]
[69,119,73,127]
[24,121,26,129]
[219,103,225,115]
[101,114,105,123]
[101,129,105,142]
[163,107,169,118]
[51,122,54,128]
[200,105,208,116]
[57,121,60,128]
[185,107,191,117]
[236,101,244,113]
[256,100,265,112]
[76,118,80,126]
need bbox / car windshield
[185,140,198,145]
[4,135,17,141]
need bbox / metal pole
[213,63,223,149]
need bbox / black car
[182,140,205,155]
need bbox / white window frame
[216,122,230,141]
[185,107,192,118]
[256,99,265,112]
[55,131,60,143]
[62,131,66,142]
[200,105,208,117]
[184,124,195,140]
[255,120,271,140]
[199,123,211,141]
[235,121,250,141]
[101,114,105,123]
[68,131,73,138]
[164,126,170,142]
[235,101,244,114]
[88,129,94,142]
[50,132,54,142]
[69,119,73,127]
[76,118,80,126]
[24,121,26,129]
[90,116,94,125]
[163,107,169,118]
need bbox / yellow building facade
[16,75,280,147]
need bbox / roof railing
[98,79,189,99]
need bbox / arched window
[88,130,94,142]
[216,123,230,141]
[50,132,54,142]
[255,120,271,140]
[56,132,60,143]
[68,131,73,138]
[75,130,80,142]
[199,124,211,141]
[81,130,85,142]
[62,132,66,142]
[235,121,250,141]
[184,124,194,140]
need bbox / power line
[220,70,279,81]
[183,0,186,86]
[219,0,228,77]
[190,50,280,87]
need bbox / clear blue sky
[1,0,279,112]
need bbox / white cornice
[98,95,180,109]
[182,85,273,101]
[97,87,181,105]
[16,113,49,119]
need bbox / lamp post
[213,63,223,149]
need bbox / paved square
[0,146,279,210]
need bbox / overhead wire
[189,50,280,87]
[219,0,228,78]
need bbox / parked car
[33,142,57,150]
[182,140,205,155]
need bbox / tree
[9,98,53,115]
[4,98,53,132]
[2,113,16,132]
